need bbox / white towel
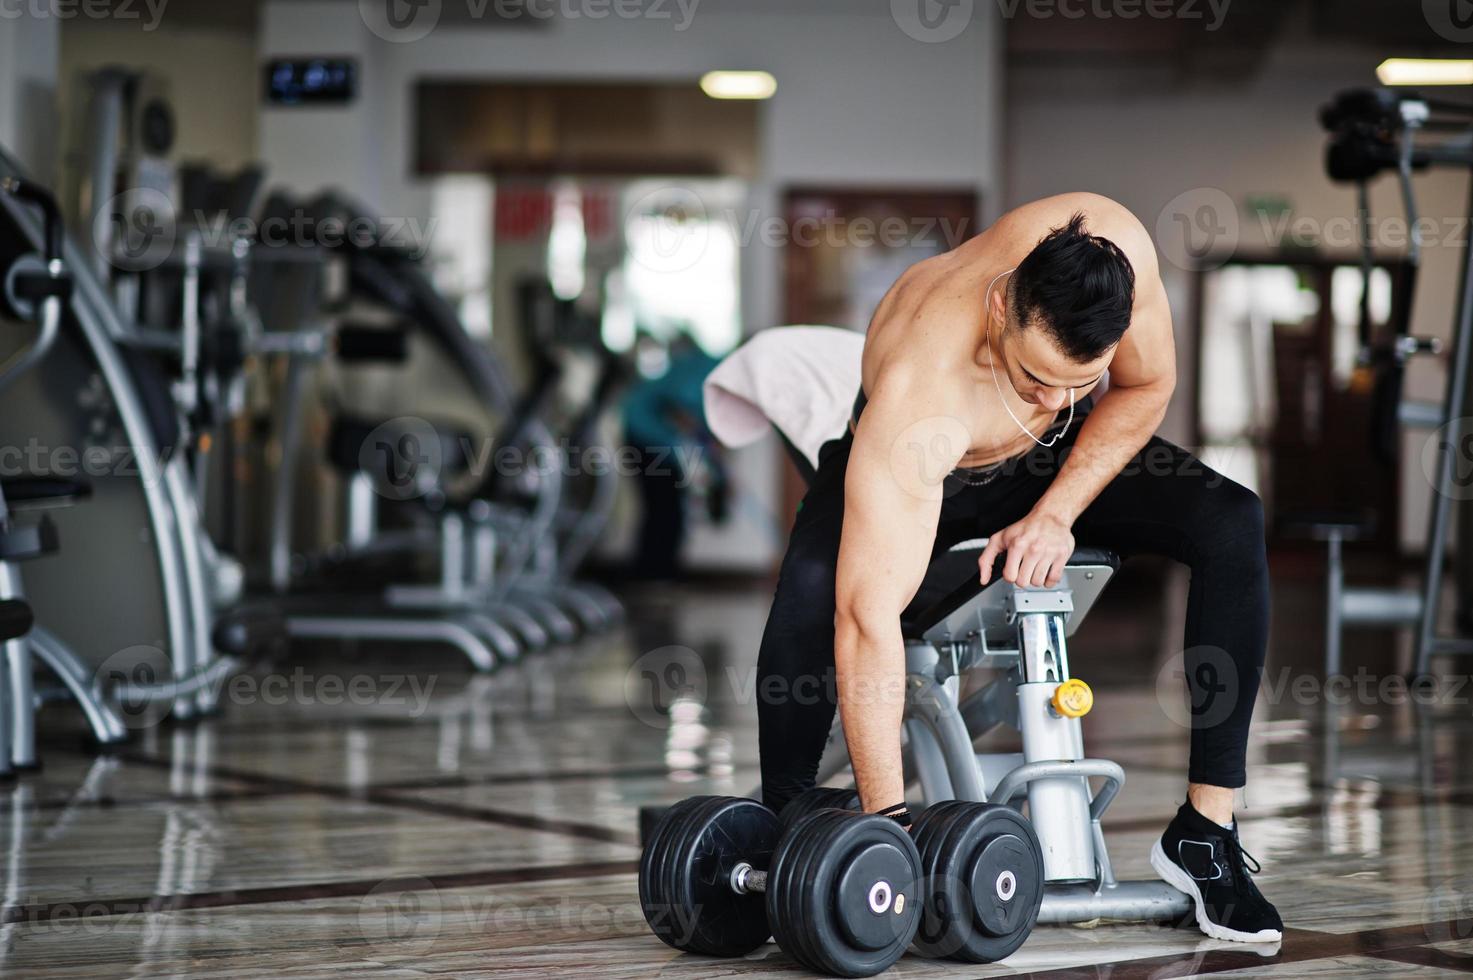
[702,326,865,470]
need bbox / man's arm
[835,376,969,811]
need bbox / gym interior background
[2,0,1473,976]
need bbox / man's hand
[978,509,1075,587]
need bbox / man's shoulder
[996,193,1156,276]
[1000,192,1138,236]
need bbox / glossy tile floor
[4,557,1473,978]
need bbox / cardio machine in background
[0,164,285,776]
[243,193,625,667]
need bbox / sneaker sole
[1149,839,1283,943]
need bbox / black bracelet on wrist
[877,801,912,828]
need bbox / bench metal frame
[811,543,1191,925]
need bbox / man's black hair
[1008,212,1135,362]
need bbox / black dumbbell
[910,801,1045,962]
[637,804,668,848]
[779,786,861,828]
[778,792,1044,963]
[638,795,921,978]
[640,786,858,848]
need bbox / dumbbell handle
[730,862,768,895]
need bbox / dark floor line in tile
[116,752,638,846]
[1366,944,1473,973]
[1100,784,1473,837]
[365,763,712,792]
[360,789,640,845]
[99,748,1473,850]
[1016,922,1465,979]
[23,788,286,813]
[1,859,640,926]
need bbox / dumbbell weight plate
[638,804,668,848]
[911,801,1044,962]
[779,787,861,830]
[775,810,863,975]
[768,810,922,978]
[638,796,781,957]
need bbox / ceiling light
[700,71,777,100]
[1377,58,1473,86]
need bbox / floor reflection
[0,573,1471,977]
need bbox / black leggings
[755,407,1269,813]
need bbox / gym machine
[1309,88,1473,678]
[0,157,284,767]
[0,175,130,774]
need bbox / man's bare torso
[859,192,1163,468]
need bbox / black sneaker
[1149,801,1284,943]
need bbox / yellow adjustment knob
[1051,679,1093,718]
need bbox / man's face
[994,312,1114,412]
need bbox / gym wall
[257,0,1008,573]
[56,20,261,175]
[0,15,60,177]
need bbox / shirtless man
[755,192,1282,943]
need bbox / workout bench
[694,325,1192,935]
[811,538,1193,925]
